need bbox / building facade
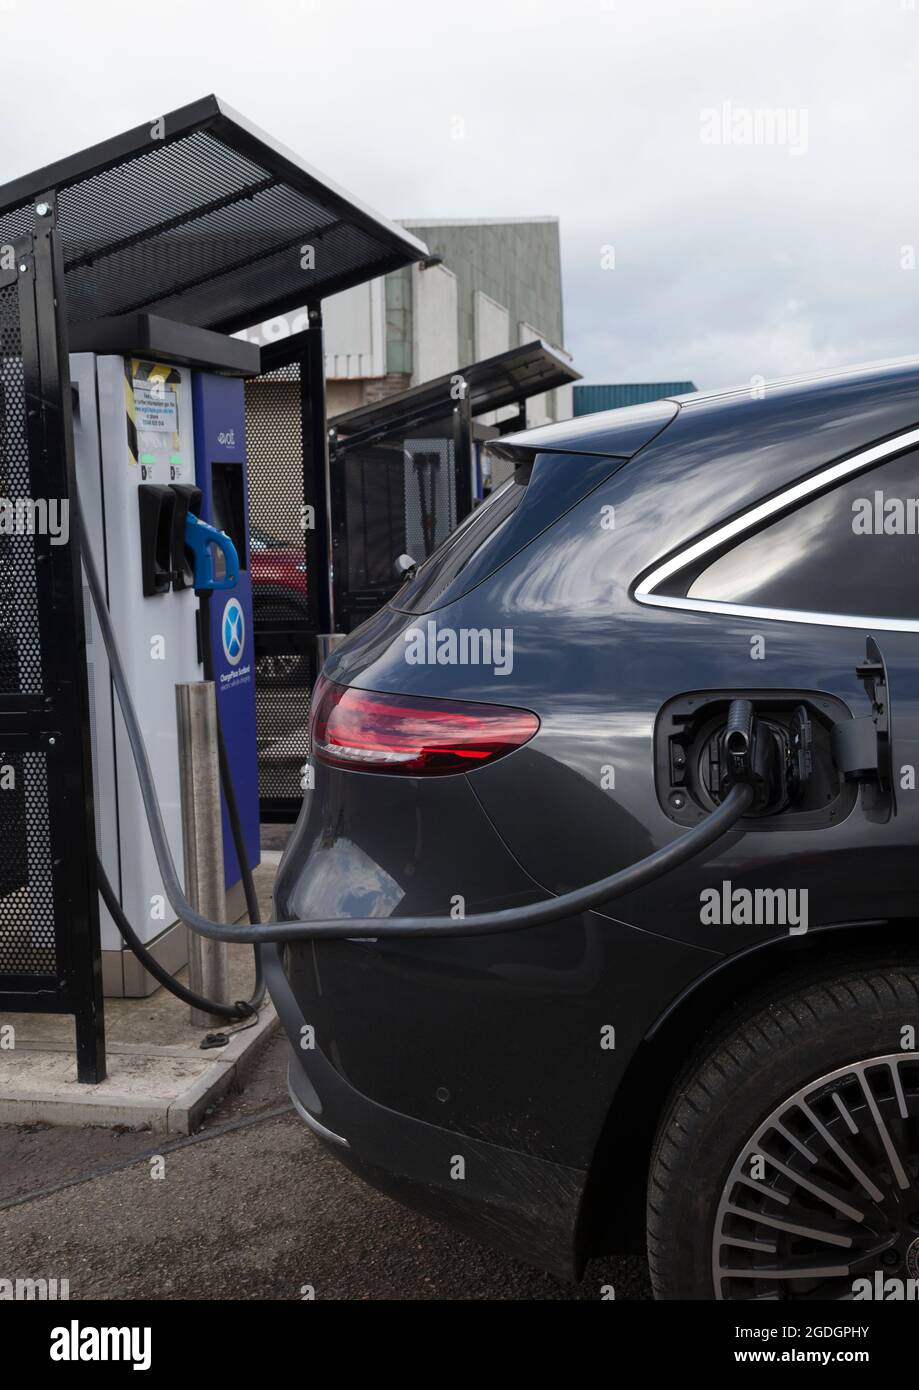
[242,216,574,427]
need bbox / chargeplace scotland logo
[222,598,245,667]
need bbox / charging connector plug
[718,698,786,814]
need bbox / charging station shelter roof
[0,95,429,334]
[326,340,581,440]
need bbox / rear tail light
[310,675,539,775]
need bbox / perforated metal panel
[246,368,306,622]
[0,220,106,1082]
[245,367,316,816]
[0,280,53,974]
[0,750,55,973]
[0,281,41,697]
[0,97,429,335]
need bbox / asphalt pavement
[0,1033,650,1301]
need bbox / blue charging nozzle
[184,512,240,592]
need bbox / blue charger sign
[222,597,246,666]
[192,372,261,893]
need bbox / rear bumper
[263,944,586,1279]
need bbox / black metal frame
[452,382,474,520]
[326,386,476,633]
[0,202,105,1082]
[326,340,580,449]
[322,340,578,627]
[69,312,261,376]
[299,305,334,634]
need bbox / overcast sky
[2,0,917,390]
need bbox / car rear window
[657,447,919,621]
[391,449,626,613]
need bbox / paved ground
[0,1032,650,1301]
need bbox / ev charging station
[70,349,204,996]
[68,318,261,995]
[0,95,429,1077]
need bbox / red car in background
[249,526,310,688]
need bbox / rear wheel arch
[577,920,919,1265]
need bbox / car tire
[647,961,919,1300]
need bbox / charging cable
[79,491,754,943]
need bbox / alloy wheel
[713,1053,919,1300]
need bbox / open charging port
[655,689,858,829]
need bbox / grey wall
[391,218,565,373]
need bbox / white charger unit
[72,352,202,996]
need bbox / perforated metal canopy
[0,95,429,333]
[326,339,581,443]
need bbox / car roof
[672,353,919,406]
[502,354,919,459]
[593,354,919,584]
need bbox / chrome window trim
[633,425,919,633]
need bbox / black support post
[35,200,106,1084]
[299,303,335,635]
[452,381,474,523]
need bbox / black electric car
[271,358,919,1300]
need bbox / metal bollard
[315,632,348,668]
[175,682,229,1027]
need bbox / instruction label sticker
[133,381,178,434]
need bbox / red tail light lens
[310,676,539,775]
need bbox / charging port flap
[829,637,894,817]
